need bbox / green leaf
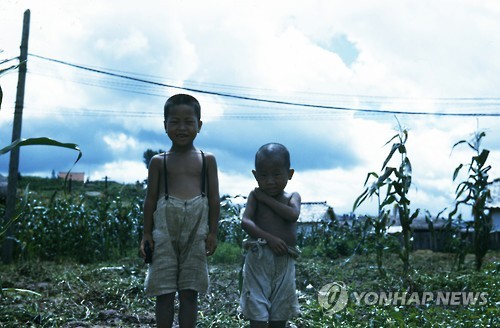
[362,171,379,187]
[378,167,396,184]
[475,149,490,167]
[1,137,82,187]
[383,132,400,147]
[402,157,411,172]
[353,189,369,211]
[398,143,407,154]
[0,137,80,157]
[1,288,42,297]
[452,139,467,150]
[382,143,400,169]
[380,195,396,207]
[0,185,30,237]
[452,164,464,181]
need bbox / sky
[1,0,500,217]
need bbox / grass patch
[2,177,498,326]
[209,242,243,265]
[1,250,498,327]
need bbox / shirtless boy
[240,143,301,328]
[140,94,219,328]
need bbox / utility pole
[2,9,30,264]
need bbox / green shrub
[297,216,365,259]
[209,242,243,265]
[217,196,247,245]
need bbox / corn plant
[450,130,492,270]
[424,209,472,270]
[2,59,82,262]
[12,192,143,263]
[1,138,82,259]
[217,195,246,245]
[353,179,393,277]
[353,119,419,279]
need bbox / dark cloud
[1,110,361,178]
[1,114,138,175]
[198,119,359,173]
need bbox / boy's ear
[252,170,258,180]
[198,120,203,133]
[163,121,167,133]
[288,168,295,180]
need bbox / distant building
[386,180,500,251]
[487,178,500,232]
[297,201,335,235]
[58,172,85,182]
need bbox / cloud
[2,0,500,218]
[88,160,147,183]
[103,133,138,153]
[200,118,361,172]
[95,31,150,60]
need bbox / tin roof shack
[486,178,500,249]
[296,201,338,245]
[388,216,472,252]
[487,179,500,231]
[415,216,468,252]
[387,181,500,252]
[297,202,333,230]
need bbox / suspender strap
[200,150,206,197]
[163,152,169,200]
[163,150,206,200]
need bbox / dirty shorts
[239,240,300,321]
[144,194,209,297]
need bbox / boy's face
[164,104,202,147]
[252,157,294,197]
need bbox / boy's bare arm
[141,155,161,256]
[206,153,220,256]
[253,188,301,222]
[241,191,289,256]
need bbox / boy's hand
[267,235,288,256]
[140,234,154,258]
[253,187,269,201]
[205,232,218,256]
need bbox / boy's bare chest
[254,201,296,245]
[167,162,201,177]
[163,155,203,198]
[165,154,202,176]
[166,163,202,191]
[254,202,287,226]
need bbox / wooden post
[2,9,30,264]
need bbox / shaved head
[255,143,291,170]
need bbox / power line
[28,66,500,113]
[27,53,500,117]
[0,56,19,66]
